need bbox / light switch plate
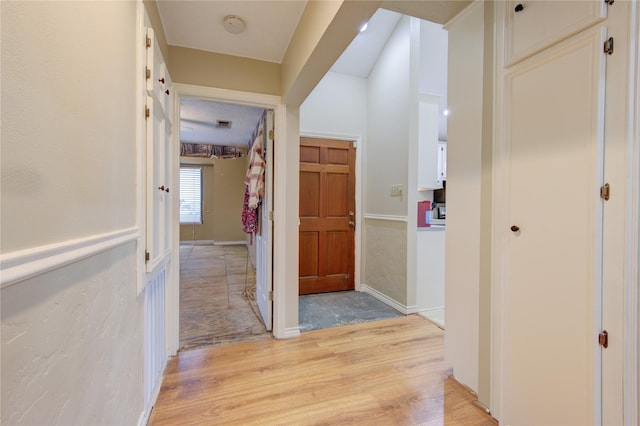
[391,185,403,196]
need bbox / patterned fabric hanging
[241,186,259,244]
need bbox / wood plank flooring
[149,315,497,425]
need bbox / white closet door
[503,25,606,424]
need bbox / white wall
[1,2,144,424]
[366,16,411,217]
[363,16,412,305]
[444,1,485,393]
[300,71,367,137]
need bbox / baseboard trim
[280,326,301,339]
[0,227,140,289]
[359,284,409,314]
[179,240,246,246]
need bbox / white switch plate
[391,185,403,196]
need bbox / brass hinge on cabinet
[600,183,610,201]
[269,291,274,301]
[269,211,274,221]
[145,106,150,119]
[145,68,151,80]
[269,130,274,141]
[145,250,150,263]
[599,330,609,348]
[604,37,614,55]
[146,36,152,49]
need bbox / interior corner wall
[364,16,411,306]
[444,1,485,393]
[1,1,143,424]
[179,156,246,244]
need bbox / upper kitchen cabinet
[437,142,447,184]
[418,94,442,190]
[505,0,607,66]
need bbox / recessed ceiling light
[223,15,246,34]
[359,22,369,33]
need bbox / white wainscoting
[0,227,140,288]
[142,266,166,425]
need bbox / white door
[256,110,274,330]
[502,25,607,424]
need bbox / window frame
[179,166,203,225]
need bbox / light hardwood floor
[149,315,496,425]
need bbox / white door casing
[256,110,274,330]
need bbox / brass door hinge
[600,183,610,201]
[604,37,614,55]
[268,211,274,221]
[146,36,151,49]
[269,130,274,140]
[145,67,151,80]
[145,250,150,263]
[598,330,608,348]
[269,291,274,301]
[145,106,150,119]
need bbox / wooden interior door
[299,138,355,295]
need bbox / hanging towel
[245,141,265,209]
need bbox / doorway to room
[177,97,274,350]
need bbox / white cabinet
[417,94,442,190]
[144,27,173,272]
[437,142,446,184]
[498,14,610,425]
[505,0,606,66]
[145,28,173,122]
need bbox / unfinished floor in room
[149,315,496,425]
[179,244,271,351]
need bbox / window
[179,167,202,224]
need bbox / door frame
[167,83,285,354]
[300,132,363,292]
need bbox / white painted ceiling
[157,1,307,63]
[160,2,454,147]
[180,98,265,146]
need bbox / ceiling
[157,1,462,148]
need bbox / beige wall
[169,46,281,96]
[179,156,247,243]
[1,1,143,424]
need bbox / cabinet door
[503,25,606,424]
[505,0,606,66]
[145,96,172,272]
[437,142,446,183]
[417,95,441,190]
[145,28,169,114]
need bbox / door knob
[510,225,520,232]
[348,221,356,227]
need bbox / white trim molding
[281,326,301,339]
[360,284,410,314]
[0,227,140,288]
[364,214,408,223]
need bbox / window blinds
[179,167,202,224]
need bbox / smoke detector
[223,15,246,34]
